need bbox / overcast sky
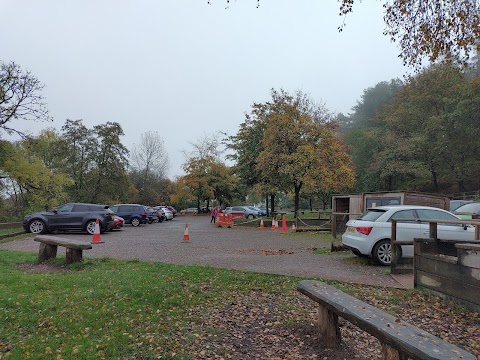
[1,0,410,179]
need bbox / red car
[111,215,124,230]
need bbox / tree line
[340,60,480,195]
[1,57,480,221]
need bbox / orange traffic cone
[282,215,288,233]
[91,218,104,244]
[259,219,265,229]
[183,223,190,241]
[272,217,278,231]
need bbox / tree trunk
[431,170,439,191]
[265,194,269,216]
[270,194,275,214]
[294,183,302,219]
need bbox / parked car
[181,207,198,215]
[150,207,165,222]
[342,205,475,266]
[23,203,114,235]
[453,202,480,219]
[110,204,148,226]
[223,206,260,219]
[450,200,474,212]
[144,207,158,224]
[111,215,124,230]
[166,205,177,217]
[156,206,173,220]
[247,206,267,216]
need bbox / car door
[388,209,420,258]
[71,204,90,229]
[119,205,132,223]
[416,209,475,241]
[48,203,75,229]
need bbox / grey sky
[1,0,409,179]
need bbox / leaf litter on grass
[1,255,478,359]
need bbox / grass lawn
[0,228,24,236]
[0,249,478,359]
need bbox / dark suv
[110,204,148,226]
[23,203,114,235]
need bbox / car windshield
[455,203,480,214]
[357,209,386,222]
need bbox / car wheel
[131,217,141,227]
[86,220,97,235]
[158,216,164,223]
[247,214,254,219]
[373,240,392,265]
[29,219,46,234]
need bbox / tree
[226,109,271,212]
[1,140,72,212]
[58,119,96,201]
[256,89,355,217]
[182,134,233,210]
[0,61,51,136]
[130,131,170,179]
[87,122,130,204]
[371,63,480,192]
[340,80,403,191]
[129,131,170,205]
[380,0,480,68]
[340,0,480,68]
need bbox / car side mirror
[53,209,58,214]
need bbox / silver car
[223,206,260,219]
[156,206,174,220]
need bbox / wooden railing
[390,218,480,274]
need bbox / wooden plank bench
[297,280,475,360]
[35,235,92,264]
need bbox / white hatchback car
[342,205,475,265]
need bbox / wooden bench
[297,280,475,360]
[35,235,92,264]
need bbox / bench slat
[298,280,475,360]
[34,235,92,250]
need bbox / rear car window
[389,209,417,222]
[357,209,386,222]
[416,209,458,221]
[73,204,89,212]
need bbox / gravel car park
[6,216,402,288]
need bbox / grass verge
[0,249,478,358]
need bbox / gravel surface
[2,215,404,288]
